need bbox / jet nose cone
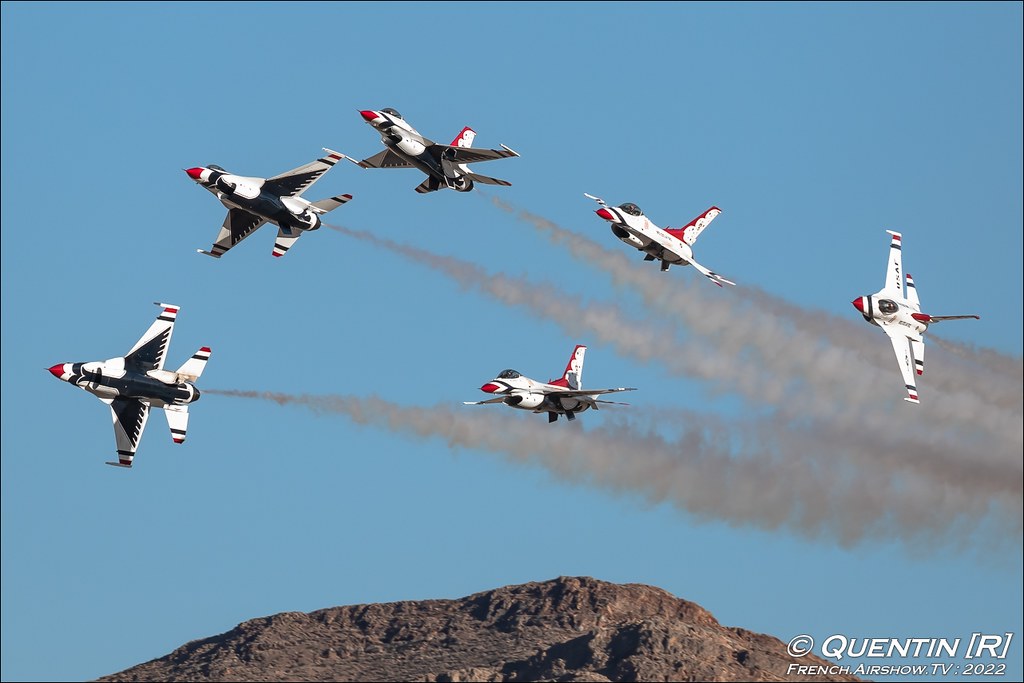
[185,167,205,180]
[596,208,614,221]
[47,363,66,379]
[359,110,380,122]
[481,383,500,393]
[851,297,865,313]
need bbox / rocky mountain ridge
[100,576,858,682]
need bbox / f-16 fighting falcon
[47,303,210,468]
[346,108,519,193]
[185,149,351,258]
[852,230,979,404]
[464,345,635,423]
[585,193,736,287]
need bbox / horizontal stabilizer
[415,176,443,194]
[310,194,354,214]
[164,405,190,444]
[466,172,512,187]
[104,461,132,468]
[176,347,211,381]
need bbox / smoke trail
[324,222,1021,485]
[485,193,1023,413]
[206,389,1020,553]
[478,197,1023,449]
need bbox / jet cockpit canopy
[619,202,643,217]
[497,369,521,379]
[381,108,403,119]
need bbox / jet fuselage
[852,293,928,338]
[479,374,588,415]
[596,204,694,265]
[48,362,200,408]
[189,167,322,233]
[360,109,473,191]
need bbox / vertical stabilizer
[450,127,477,148]
[551,345,587,390]
[670,207,721,246]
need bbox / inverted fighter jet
[851,230,979,404]
[464,345,635,423]
[346,108,519,193]
[47,303,210,468]
[185,149,352,258]
[586,193,736,287]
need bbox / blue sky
[2,3,1021,682]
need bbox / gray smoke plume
[324,222,1021,489]
[485,194,1023,414]
[477,198,1023,451]
[205,389,1020,553]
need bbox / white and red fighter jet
[47,303,211,468]
[464,345,635,423]
[185,149,351,258]
[586,193,736,287]
[852,230,979,404]
[346,108,519,193]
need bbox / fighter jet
[47,303,210,468]
[345,108,519,193]
[464,345,635,423]
[185,149,352,258]
[586,193,736,287]
[852,230,979,404]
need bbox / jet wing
[264,150,344,197]
[125,303,179,371]
[884,327,920,404]
[685,255,737,288]
[106,397,150,467]
[428,144,519,165]
[198,209,268,258]
[882,230,904,297]
[463,397,509,405]
[545,387,637,398]
[358,148,415,169]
